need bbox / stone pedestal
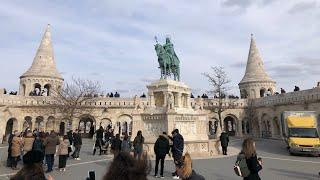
[142,79,216,157]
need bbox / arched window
[43,84,51,96]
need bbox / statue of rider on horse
[154,36,180,81]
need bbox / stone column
[148,92,155,108]
[176,93,181,107]
[163,92,168,107]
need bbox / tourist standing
[58,137,69,172]
[241,138,262,180]
[170,129,184,179]
[67,130,73,146]
[133,130,144,160]
[111,134,122,158]
[121,134,131,153]
[220,131,229,155]
[23,131,35,154]
[11,131,22,170]
[94,126,104,155]
[72,129,82,160]
[154,132,170,178]
[6,131,14,167]
[43,131,59,173]
[175,153,205,180]
[89,124,95,138]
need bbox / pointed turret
[19,24,63,96]
[20,24,62,79]
[238,34,276,99]
[240,34,273,83]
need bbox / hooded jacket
[154,134,170,157]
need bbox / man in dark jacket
[170,129,184,179]
[154,132,170,178]
[94,126,104,155]
[72,129,82,160]
[111,134,122,158]
[43,131,59,173]
[220,131,229,155]
[6,132,14,167]
[67,130,73,146]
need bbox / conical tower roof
[20,24,62,79]
[239,34,274,84]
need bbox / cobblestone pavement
[0,138,319,180]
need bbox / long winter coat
[133,135,144,154]
[58,139,69,155]
[11,136,22,157]
[23,133,35,152]
[219,132,229,147]
[244,155,262,180]
[172,133,184,160]
[154,135,170,158]
[43,134,59,155]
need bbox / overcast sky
[1,0,320,97]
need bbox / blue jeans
[45,154,54,171]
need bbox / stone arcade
[2,25,320,156]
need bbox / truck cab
[281,111,320,156]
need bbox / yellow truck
[280,111,320,156]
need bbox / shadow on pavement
[269,167,319,180]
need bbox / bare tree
[203,66,236,135]
[50,77,102,127]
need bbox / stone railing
[0,94,149,108]
[190,98,247,108]
[253,88,320,107]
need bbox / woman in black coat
[242,138,262,180]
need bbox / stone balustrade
[0,94,149,108]
[253,88,320,107]
[190,98,247,108]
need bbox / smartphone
[88,171,95,180]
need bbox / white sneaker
[63,168,66,172]
[160,176,164,179]
[172,175,179,179]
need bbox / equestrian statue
[154,36,180,81]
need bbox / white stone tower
[19,24,63,96]
[239,34,276,99]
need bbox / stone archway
[78,115,95,137]
[118,114,133,136]
[209,118,218,135]
[46,116,55,132]
[261,114,271,138]
[223,116,236,136]
[100,118,112,130]
[272,117,280,136]
[5,118,18,137]
[35,116,44,131]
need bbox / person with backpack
[154,132,170,178]
[234,138,262,180]
[220,131,229,155]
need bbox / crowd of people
[5,124,268,180]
